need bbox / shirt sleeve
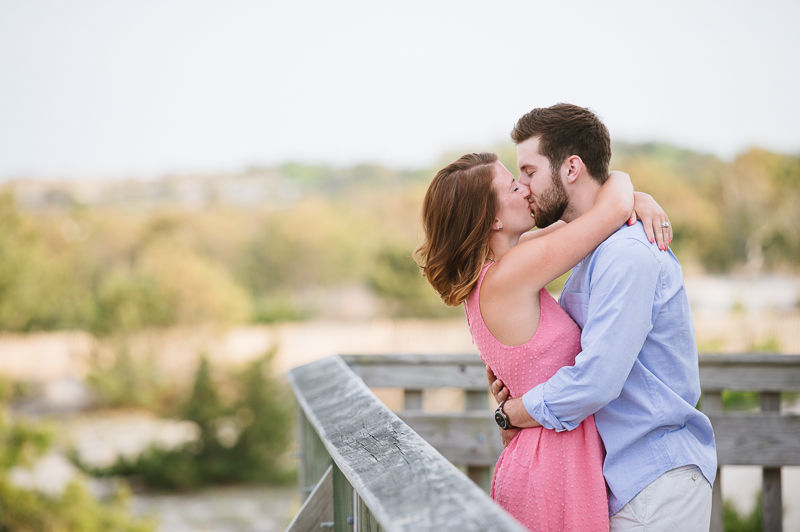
[522,237,660,431]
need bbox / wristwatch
[494,400,514,430]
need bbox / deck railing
[287,353,800,532]
[285,355,528,532]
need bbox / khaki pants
[610,465,712,532]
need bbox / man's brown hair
[511,103,611,184]
[414,153,499,306]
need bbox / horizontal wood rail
[285,355,528,532]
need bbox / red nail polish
[650,237,654,243]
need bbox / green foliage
[368,242,460,318]
[0,413,52,471]
[611,144,800,273]
[546,271,571,296]
[252,293,308,323]
[85,346,177,411]
[0,193,93,331]
[92,272,174,334]
[0,478,156,532]
[76,352,294,490]
[720,391,799,411]
[1,143,799,333]
[724,492,762,532]
[722,391,760,411]
[749,336,781,353]
[0,403,153,532]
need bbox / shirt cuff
[522,384,578,432]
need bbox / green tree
[0,387,154,531]
[76,353,294,490]
[368,242,461,318]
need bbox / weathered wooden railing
[699,354,800,532]
[287,353,800,532]
[285,355,528,532]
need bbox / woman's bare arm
[518,221,566,244]
[491,172,634,295]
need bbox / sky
[1,0,799,179]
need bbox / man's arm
[510,238,660,431]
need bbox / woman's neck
[489,231,522,262]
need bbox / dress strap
[464,261,495,328]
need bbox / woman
[414,153,670,531]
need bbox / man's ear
[563,155,583,185]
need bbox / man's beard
[534,172,569,228]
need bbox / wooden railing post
[701,391,724,532]
[297,406,332,498]
[332,463,354,532]
[465,390,492,492]
[404,389,422,411]
[761,392,782,532]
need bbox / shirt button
[692,473,698,480]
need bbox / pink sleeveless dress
[465,263,608,531]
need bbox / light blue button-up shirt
[522,222,717,516]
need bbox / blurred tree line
[0,143,798,334]
[74,352,293,490]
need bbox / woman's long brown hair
[414,153,499,306]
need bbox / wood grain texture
[287,355,528,532]
[344,353,800,392]
[349,363,489,391]
[762,468,783,532]
[398,412,503,466]
[708,412,800,466]
[698,354,800,392]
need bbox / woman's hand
[629,191,673,251]
[500,427,520,447]
[487,367,510,403]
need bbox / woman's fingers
[497,386,509,403]
[487,366,510,403]
[500,427,520,447]
[638,210,671,251]
[655,219,673,251]
[642,218,656,246]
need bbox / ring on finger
[661,222,670,228]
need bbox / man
[489,103,717,531]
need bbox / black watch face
[495,410,508,429]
